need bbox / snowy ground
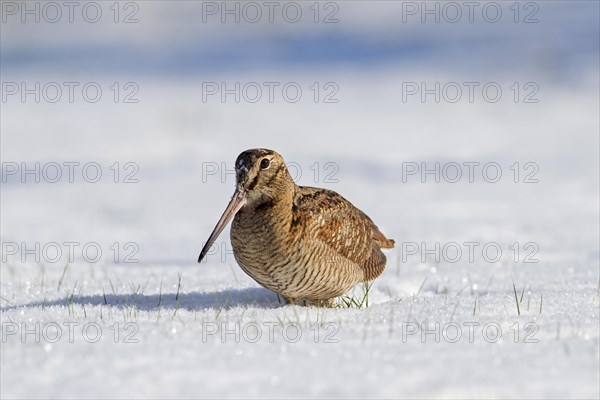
[1,2,599,399]
[1,71,598,399]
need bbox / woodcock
[198,149,395,307]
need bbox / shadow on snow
[1,287,284,312]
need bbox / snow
[1,2,599,399]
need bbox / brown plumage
[198,149,394,307]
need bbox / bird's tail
[373,229,395,249]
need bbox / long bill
[197,188,247,263]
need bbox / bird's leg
[276,293,285,305]
[284,296,298,305]
[319,298,336,308]
[302,298,336,308]
[284,297,335,308]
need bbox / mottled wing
[293,187,394,281]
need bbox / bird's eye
[260,158,270,170]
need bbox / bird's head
[198,148,294,263]
[234,148,294,205]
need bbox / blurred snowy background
[1,1,599,399]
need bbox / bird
[198,148,395,307]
